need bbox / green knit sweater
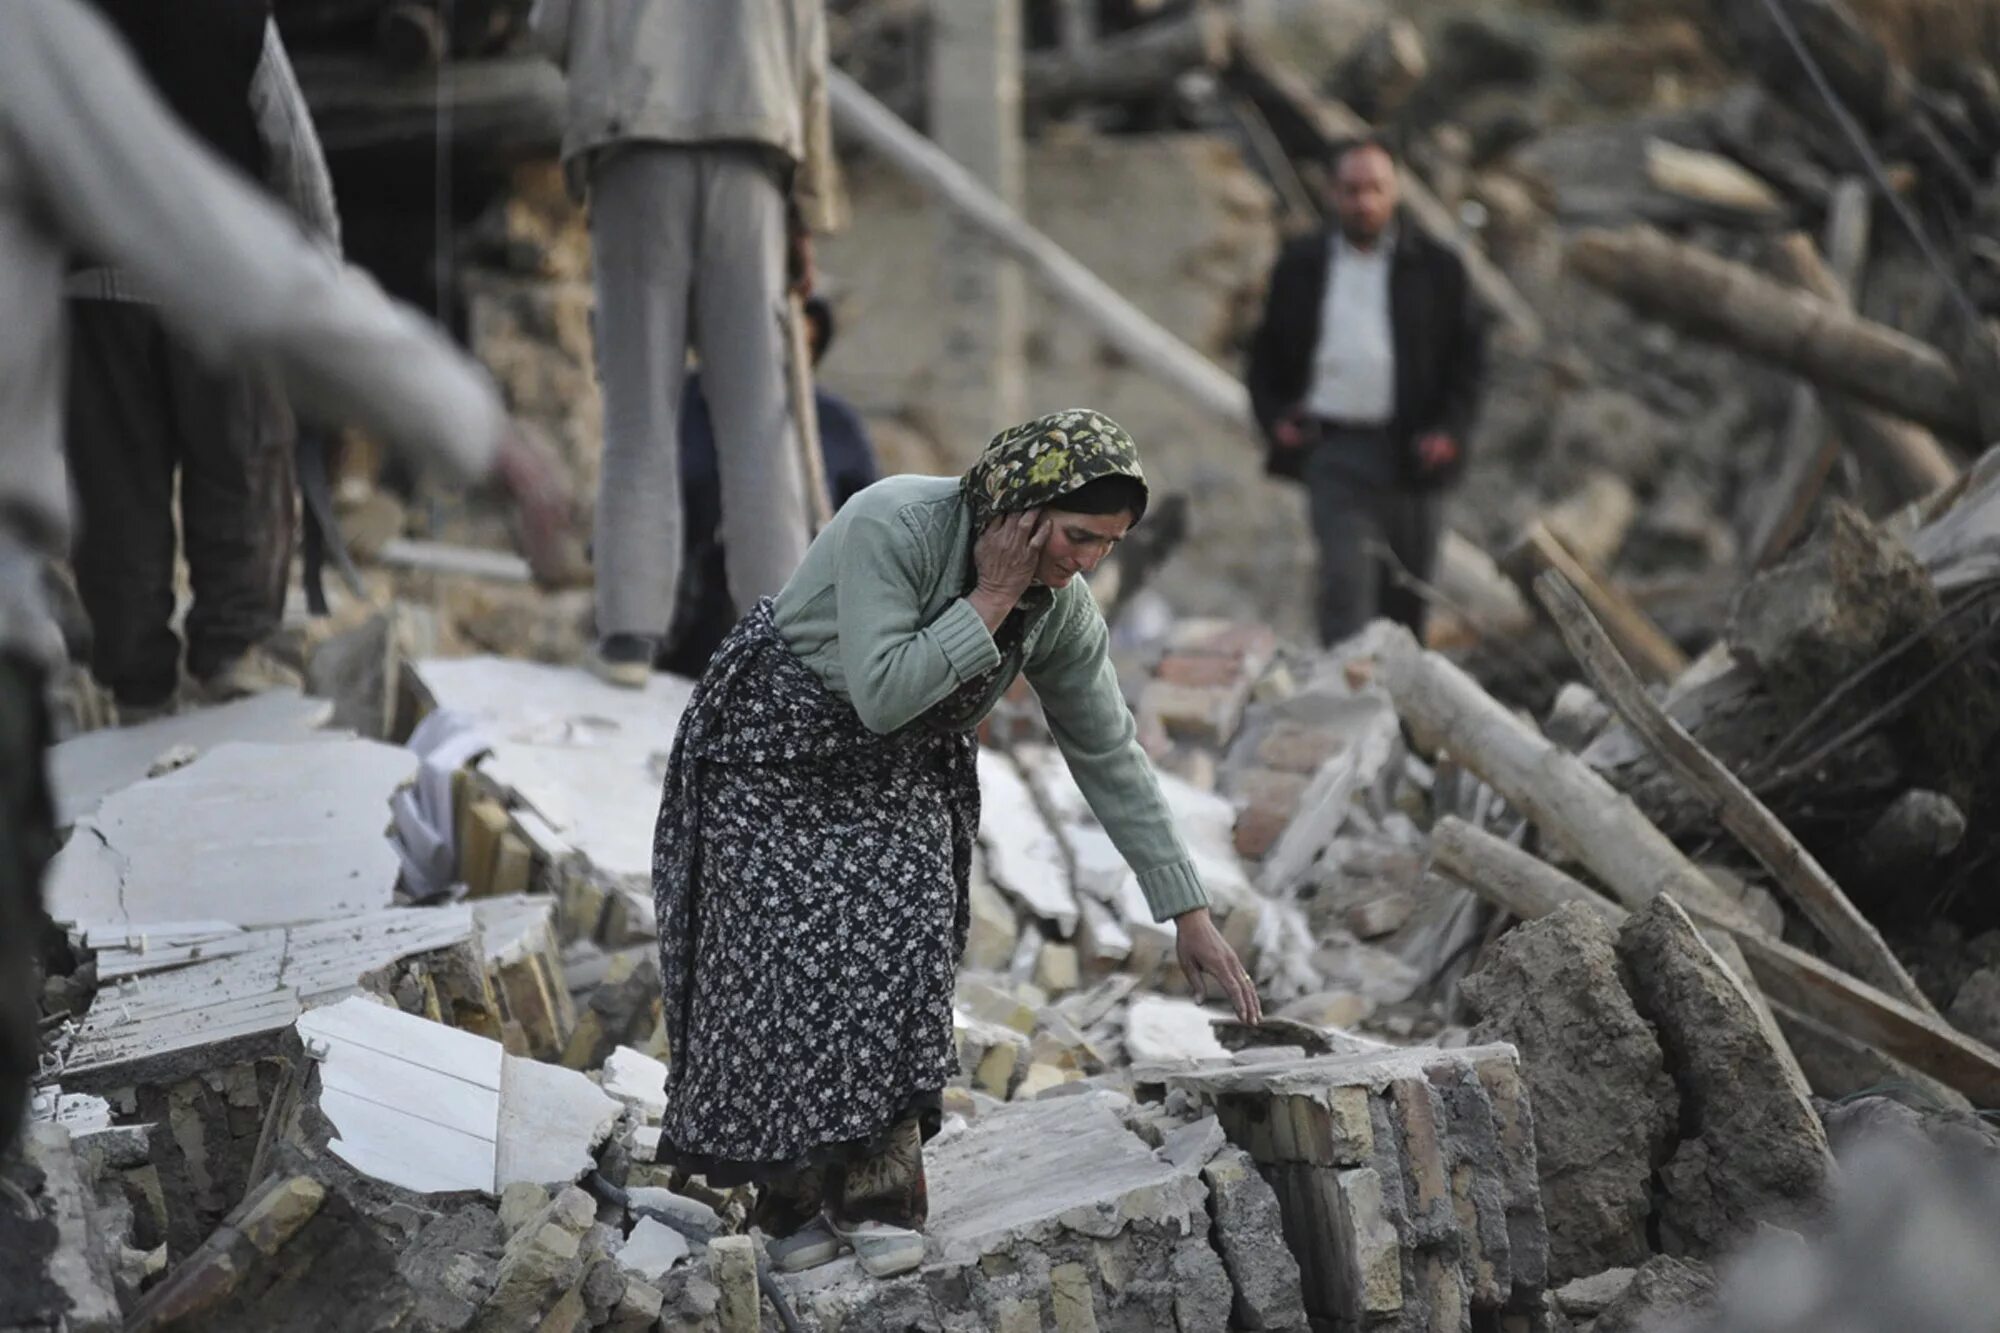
[772,475,1208,922]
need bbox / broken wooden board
[410,656,697,884]
[45,739,417,937]
[298,997,619,1195]
[47,690,339,828]
[59,899,558,1091]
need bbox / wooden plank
[1373,624,1748,930]
[1432,816,2000,1107]
[462,799,510,898]
[1568,225,1980,445]
[1509,521,1688,682]
[1533,571,1936,1013]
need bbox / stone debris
[598,1046,668,1125]
[46,739,418,937]
[1165,1043,1550,1332]
[615,1218,689,1281]
[297,996,619,1195]
[1590,1255,1716,1333]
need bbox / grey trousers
[1304,430,1442,647]
[589,144,810,639]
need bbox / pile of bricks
[1163,1045,1549,1332]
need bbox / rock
[1615,896,1832,1256]
[1819,1094,2000,1170]
[964,866,1022,973]
[1465,903,1675,1281]
[1139,677,1251,749]
[1125,997,1230,1066]
[709,1235,759,1333]
[1592,1256,1716,1333]
[607,1277,664,1332]
[1853,789,1966,885]
[599,1046,668,1123]
[1160,1116,1227,1171]
[1553,1267,1637,1317]
[305,608,397,740]
[1014,1063,1073,1100]
[1774,1004,1973,1111]
[1034,942,1082,995]
[481,1218,585,1332]
[499,1183,552,1235]
[1345,893,1415,940]
[957,1014,1028,1097]
[1950,966,2000,1050]
[1276,990,1377,1030]
[11,1125,120,1332]
[616,1217,690,1281]
[1544,682,1611,752]
[1202,1146,1308,1330]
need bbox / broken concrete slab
[1616,895,1833,1257]
[47,690,338,829]
[599,1046,668,1124]
[1125,995,1231,1067]
[777,1091,1290,1332]
[410,656,696,884]
[58,900,558,1092]
[46,740,417,937]
[616,1216,688,1280]
[1464,903,1676,1282]
[297,997,618,1196]
[1554,1266,1638,1318]
[976,747,1080,936]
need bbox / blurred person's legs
[0,653,54,1159]
[1377,491,1442,645]
[1304,442,1387,648]
[66,301,183,717]
[692,149,809,610]
[180,363,298,700]
[589,146,696,685]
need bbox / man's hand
[491,422,575,587]
[1273,413,1309,451]
[1416,431,1459,473]
[1174,907,1263,1024]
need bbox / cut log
[1432,816,2000,1106]
[1569,224,1980,445]
[1372,624,1746,929]
[1533,570,1935,1013]
[1022,3,1233,111]
[1226,45,1545,348]
[828,69,1252,429]
[1643,139,1788,219]
[1507,521,1688,683]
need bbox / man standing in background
[66,1,344,720]
[530,0,846,687]
[1247,137,1486,648]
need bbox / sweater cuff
[933,598,1003,683]
[1137,860,1210,923]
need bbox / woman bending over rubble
[650,408,1261,1278]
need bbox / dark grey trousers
[0,655,53,1159]
[65,300,296,706]
[1304,428,1442,647]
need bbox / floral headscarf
[961,408,1148,527]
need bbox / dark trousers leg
[177,354,295,681]
[66,302,181,709]
[1305,460,1388,648]
[0,655,54,1159]
[1378,491,1443,643]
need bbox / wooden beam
[1022,2,1233,111]
[1373,624,1747,929]
[1568,224,1981,445]
[1432,814,2000,1106]
[1510,520,1687,682]
[1533,569,1936,1013]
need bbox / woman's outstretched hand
[1174,907,1263,1025]
[969,509,1049,631]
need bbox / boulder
[1591,1255,1716,1333]
[1615,896,1832,1256]
[1465,903,1675,1281]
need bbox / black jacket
[1245,220,1486,489]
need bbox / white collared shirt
[1304,230,1396,423]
